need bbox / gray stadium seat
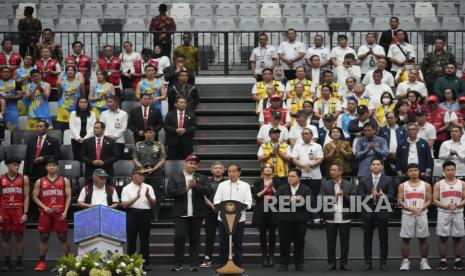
[261,17,283,30]
[79,18,102,32]
[419,16,441,30]
[40,18,55,30]
[348,2,370,17]
[460,2,465,16]
[214,18,237,31]
[193,18,214,32]
[373,17,389,30]
[16,3,36,19]
[192,3,214,18]
[351,17,372,31]
[370,2,390,18]
[82,3,104,18]
[124,129,135,145]
[40,0,61,3]
[260,3,281,18]
[126,4,147,18]
[56,19,78,32]
[0,19,9,32]
[282,3,304,17]
[3,130,10,146]
[49,102,58,117]
[238,4,260,17]
[12,130,34,145]
[399,16,417,31]
[63,129,72,145]
[18,116,28,130]
[327,2,347,18]
[62,0,82,3]
[0,145,4,162]
[122,144,135,160]
[304,3,325,17]
[6,145,27,160]
[442,16,463,30]
[163,160,184,179]
[59,160,81,178]
[0,4,15,18]
[169,3,191,19]
[215,4,237,17]
[437,1,458,17]
[414,2,435,18]
[113,160,134,177]
[121,101,139,114]
[60,145,74,160]
[393,2,414,17]
[37,4,59,19]
[60,4,81,18]
[307,18,329,31]
[123,18,146,32]
[284,17,306,30]
[175,18,194,32]
[105,3,126,19]
[49,129,63,145]
[127,0,150,3]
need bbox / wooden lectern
[214,200,248,275]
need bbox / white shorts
[436,211,465,238]
[400,212,430,239]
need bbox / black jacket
[320,178,356,221]
[357,175,395,220]
[166,173,212,217]
[24,135,61,177]
[163,110,197,147]
[275,183,312,222]
[347,118,378,145]
[251,178,279,226]
[167,83,199,113]
[128,105,163,143]
[80,136,119,179]
[163,65,195,88]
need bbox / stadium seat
[437,1,458,17]
[370,2,391,18]
[284,17,306,30]
[0,145,4,162]
[175,18,194,32]
[105,3,126,19]
[126,4,147,18]
[56,19,79,32]
[169,3,191,19]
[37,4,59,19]
[442,16,463,30]
[122,144,135,160]
[0,19,10,32]
[0,161,24,175]
[192,3,214,18]
[60,145,74,160]
[18,116,28,130]
[63,129,72,145]
[214,18,237,31]
[351,17,372,31]
[304,3,325,17]
[6,145,27,160]
[12,130,33,145]
[49,129,63,145]
[82,3,104,18]
[0,4,15,19]
[158,129,165,144]
[215,4,237,17]
[62,0,82,3]
[123,18,146,32]
[327,2,347,18]
[282,3,304,17]
[261,17,283,31]
[163,160,184,179]
[60,4,82,18]
[348,2,370,17]
[419,17,441,30]
[238,4,260,17]
[49,102,58,117]
[127,0,150,3]
[3,130,10,146]
[192,18,215,32]
[121,101,139,114]
[58,160,81,179]
[40,18,55,30]
[124,129,135,145]
[79,18,102,32]
[113,160,134,177]
[392,2,414,17]
[260,3,282,18]
[399,16,417,31]
[40,0,61,3]
[373,17,390,30]
[307,18,329,31]
[414,2,435,18]
[237,17,261,32]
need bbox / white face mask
[382,98,391,105]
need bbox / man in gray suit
[320,164,356,271]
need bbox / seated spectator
[305,55,324,92]
[387,30,415,76]
[323,127,354,176]
[97,45,122,98]
[163,97,197,160]
[337,97,358,139]
[415,108,437,150]
[132,48,158,89]
[257,111,289,145]
[378,111,407,176]
[374,92,395,127]
[163,54,194,91]
[259,95,291,128]
[25,69,52,130]
[433,63,465,102]
[256,85,285,115]
[330,34,356,67]
[424,96,454,157]
[69,97,97,161]
[314,84,342,119]
[285,66,312,98]
[342,83,374,114]
[80,122,119,180]
[395,100,414,127]
[289,111,318,147]
[36,28,62,64]
[439,88,459,113]
[362,57,395,88]
[287,83,312,125]
[252,68,284,113]
[395,123,433,177]
[316,70,340,99]
[334,53,361,92]
[57,58,84,85]
[99,95,128,155]
[318,114,336,147]
[303,100,320,128]
[129,93,163,143]
[89,70,115,119]
[396,68,428,100]
[354,122,389,177]
[55,65,85,131]
[167,69,199,113]
[357,32,386,78]
[273,66,288,87]
[348,105,378,146]
[394,65,424,85]
[364,70,393,107]
[77,169,119,209]
[153,45,171,77]
[135,64,167,113]
[66,41,91,87]
[439,126,465,176]
[339,76,356,103]
[35,47,61,100]
[452,96,465,129]
[406,90,425,122]
[119,41,141,91]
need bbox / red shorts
[38,212,68,233]
[0,208,26,233]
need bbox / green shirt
[174,45,199,72]
[133,141,166,167]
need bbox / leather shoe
[295,264,305,271]
[278,265,288,271]
[364,263,372,271]
[340,264,352,271]
[324,264,336,271]
[268,256,274,267]
[380,264,389,271]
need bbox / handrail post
[224,32,229,75]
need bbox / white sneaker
[420,260,432,271]
[400,260,410,271]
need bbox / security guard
[133,126,166,220]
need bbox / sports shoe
[34,261,47,271]
[14,264,24,272]
[420,260,432,271]
[170,265,183,272]
[436,261,448,271]
[454,260,465,270]
[200,258,212,268]
[0,263,11,272]
[400,259,410,271]
[189,266,199,272]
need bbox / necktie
[35,135,43,159]
[179,111,183,128]
[143,107,148,129]
[96,138,102,160]
[373,177,379,189]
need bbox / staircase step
[195,102,255,116]
[194,144,258,159]
[197,116,258,130]
[195,130,257,140]
[197,160,260,174]
[197,84,252,94]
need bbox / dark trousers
[71,139,82,161]
[121,75,133,90]
[219,221,245,267]
[278,220,306,266]
[114,87,122,100]
[326,222,351,265]
[362,216,388,265]
[433,140,443,158]
[54,121,69,131]
[384,155,397,176]
[147,169,163,220]
[259,212,276,256]
[126,209,152,264]
[49,88,58,101]
[284,70,296,80]
[167,143,193,160]
[301,179,322,219]
[19,43,36,58]
[159,43,172,59]
[174,217,202,266]
[203,212,218,259]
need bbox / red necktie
[178,111,183,128]
[35,135,43,159]
[96,138,102,160]
[143,107,148,129]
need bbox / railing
[3,30,465,75]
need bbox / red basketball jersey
[39,176,65,213]
[0,174,24,208]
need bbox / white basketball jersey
[439,179,463,213]
[402,181,427,214]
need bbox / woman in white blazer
[69,97,97,160]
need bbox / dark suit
[358,175,395,265]
[167,84,199,113]
[379,29,409,71]
[80,136,119,180]
[163,109,197,160]
[395,138,433,175]
[320,178,356,266]
[317,127,328,147]
[166,172,211,266]
[305,68,324,84]
[347,118,378,145]
[24,135,61,178]
[378,126,407,175]
[275,183,311,267]
[128,105,163,143]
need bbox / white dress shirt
[388,125,398,154]
[439,139,465,176]
[329,46,356,67]
[288,124,318,145]
[357,44,386,74]
[119,51,141,73]
[305,46,330,67]
[249,45,278,75]
[69,111,97,140]
[78,184,120,206]
[183,171,194,217]
[334,64,362,90]
[365,83,394,106]
[99,108,128,144]
[387,42,415,72]
[290,184,299,195]
[277,40,306,70]
[291,142,324,179]
[213,179,253,222]
[327,180,350,223]
[121,182,156,209]
[154,56,171,75]
[407,138,419,165]
[257,124,289,143]
[396,81,428,98]
[417,122,437,142]
[362,69,395,87]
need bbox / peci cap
[357,105,369,115]
[295,110,307,118]
[416,109,428,116]
[271,110,282,118]
[268,127,281,134]
[185,154,200,163]
[93,169,109,177]
[427,95,438,103]
[323,113,335,121]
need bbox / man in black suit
[166,155,211,272]
[275,168,311,272]
[320,164,356,271]
[80,122,119,180]
[379,16,409,71]
[305,54,324,84]
[358,157,395,271]
[128,93,163,143]
[163,96,197,160]
[24,120,61,179]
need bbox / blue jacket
[378,126,407,150]
[395,138,434,174]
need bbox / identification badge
[115,122,121,129]
[369,58,375,67]
[259,61,265,68]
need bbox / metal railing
[4,30,465,75]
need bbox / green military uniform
[420,50,456,91]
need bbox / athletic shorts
[0,208,25,233]
[400,212,430,238]
[436,211,465,238]
[38,212,68,233]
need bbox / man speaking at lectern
[214,164,252,268]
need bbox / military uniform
[421,50,456,92]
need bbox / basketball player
[397,163,432,271]
[0,157,30,271]
[32,158,71,271]
[433,161,465,271]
